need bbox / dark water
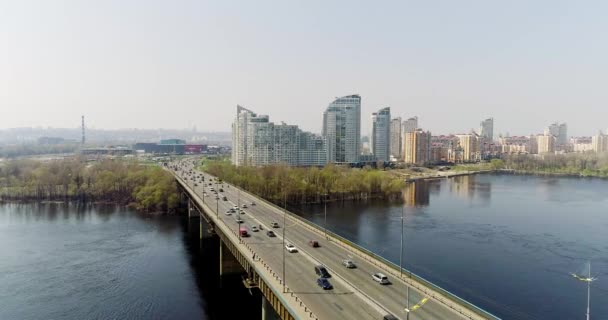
[0,203,259,320]
[292,174,608,320]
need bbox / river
[291,173,608,320]
[0,203,258,320]
[1,173,607,320]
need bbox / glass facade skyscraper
[322,95,361,163]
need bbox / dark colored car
[308,240,320,247]
[315,265,331,278]
[266,230,276,237]
[316,278,333,290]
[383,315,399,320]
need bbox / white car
[251,225,259,232]
[225,210,232,215]
[285,243,297,253]
[372,273,390,284]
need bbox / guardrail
[215,175,501,320]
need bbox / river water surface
[0,203,258,320]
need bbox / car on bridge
[270,222,279,228]
[372,273,390,285]
[251,225,259,232]
[285,243,297,253]
[242,204,248,208]
[235,217,244,223]
[251,201,256,206]
[316,278,333,290]
[314,265,331,278]
[266,230,276,237]
[342,259,356,268]
[239,227,249,237]
[222,196,228,201]
[225,209,233,215]
[308,240,320,248]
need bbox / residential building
[323,95,361,163]
[232,106,256,166]
[479,118,494,141]
[431,135,460,163]
[498,135,538,154]
[592,131,608,153]
[298,132,327,166]
[456,133,480,162]
[545,122,568,146]
[404,129,431,165]
[370,107,391,162]
[571,137,593,153]
[389,117,402,160]
[232,106,326,167]
[537,134,556,154]
[402,116,418,134]
[273,123,300,166]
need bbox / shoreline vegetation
[0,158,180,214]
[201,159,406,205]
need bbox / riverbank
[390,167,499,182]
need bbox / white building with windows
[232,106,326,167]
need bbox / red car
[308,240,320,247]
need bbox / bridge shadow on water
[180,216,262,320]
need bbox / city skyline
[2,1,608,136]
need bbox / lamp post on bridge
[282,191,287,293]
[323,192,328,240]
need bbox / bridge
[168,159,501,320]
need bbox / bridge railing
[222,178,501,320]
[174,172,319,320]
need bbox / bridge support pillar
[261,295,280,320]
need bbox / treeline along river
[292,173,608,320]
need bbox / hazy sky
[1,1,607,137]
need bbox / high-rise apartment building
[545,122,568,145]
[389,117,402,159]
[232,106,326,167]
[370,107,391,162]
[456,133,480,162]
[403,129,431,165]
[592,131,608,153]
[479,118,494,141]
[246,113,274,166]
[322,95,361,163]
[537,134,556,154]
[232,105,257,166]
[402,117,418,134]
[299,132,327,166]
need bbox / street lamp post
[324,193,328,239]
[400,204,404,278]
[282,191,287,293]
[571,261,596,320]
[216,180,219,218]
